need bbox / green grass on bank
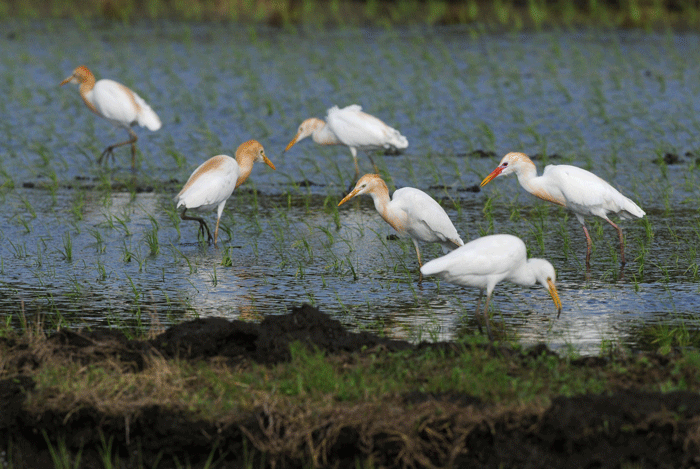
[1,0,699,29]
[4,330,700,423]
[4,321,700,468]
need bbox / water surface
[2,22,699,353]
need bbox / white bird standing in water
[421,234,562,340]
[175,140,276,246]
[60,65,161,169]
[338,174,463,281]
[480,152,645,269]
[285,105,408,178]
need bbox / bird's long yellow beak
[547,278,562,318]
[338,187,361,206]
[480,166,504,187]
[59,74,73,86]
[284,134,299,152]
[263,155,276,170]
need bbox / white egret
[338,174,463,281]
[60,65,161,169]
[175,140,275,246]
[421,234,562,340]
[480,152,645,268]
[285,105,408,178]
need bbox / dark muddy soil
[2,304,700,468]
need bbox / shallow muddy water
[1,22,700,352]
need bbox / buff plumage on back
[177,155,230,198]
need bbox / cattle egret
[60,65,162,169]
[285,105,408,178]
[175,140,275,246]
[480,152,645,269]
[338,174,463,281]
[421,234,562,340]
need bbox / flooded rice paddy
[1,22,700,353]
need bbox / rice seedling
[59,232,73,262]
[42,430,83,469]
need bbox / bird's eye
[502,162,508,167]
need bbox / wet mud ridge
[2,304,700,468]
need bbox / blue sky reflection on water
[1,23,699,352]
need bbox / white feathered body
[386,187,463,251]
[421,235,526,291]
[324,105,408,152]
[175,155,239,218]
[87,79,162,131]
[535,164,645,224]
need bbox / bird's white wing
[421,234,524,285]
[327,105,407,150]
[91,80,140,126]
[176,160,239,210]
[543,165,644,218]
[392,188,463,247]
[92,79,161,131]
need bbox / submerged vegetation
[0,0,699,29]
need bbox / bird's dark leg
[606,219,626,265]
[581,224,593,271]
[481,293,494,342]
[99,128,138,168]
[474,290,484,335]
[180,208,213,244]
[412,240,423,283]
[366,152,379,174]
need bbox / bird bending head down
[420,234,562,340]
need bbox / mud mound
[152,303,413,363]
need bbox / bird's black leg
[581,224,593,271]
[99,129,138,168]
[474,290,484,335]
[181,208,213,244]
[481,294,494,343]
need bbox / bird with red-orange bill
[480,152,645,269]
[60,65,161,169]
[175,140,275,246]
[338,173,463,282]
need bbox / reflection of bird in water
[60,65,161,169]
[285,105,408,178]
[421,234,562,341]
[338,174,463,282]
[481,152,645,269]
[175,140,276,246]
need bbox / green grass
[0,0,699,29]
[10,333,700,420]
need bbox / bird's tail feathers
[620,198,645,219]
[386,129,408,150]
[132,93,162,130]
[138,105,162,131]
